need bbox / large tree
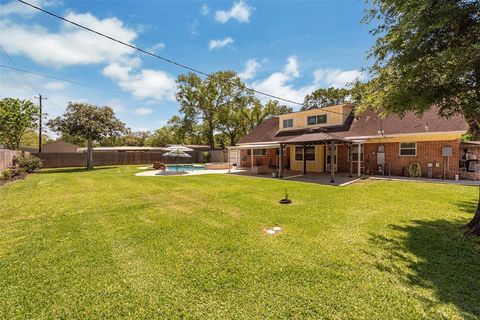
[301,87,351,111]
[358,0,480,234]
[241,99,293,132]
[176,71,247,149]
[0,98,39,150]
[48,102,126,170]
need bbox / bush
[202,151,211,163]
[2,168,13,180]
[14,155,42,173]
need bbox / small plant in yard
[1,168,13,180]
[14,154,42,173]
[202,151,211,163]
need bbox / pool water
[165,164,205,172]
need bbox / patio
[230,170,362,186]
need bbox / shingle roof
[237,107,467,145]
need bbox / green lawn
[0,166,479,319]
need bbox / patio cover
[226,143,281,150]
[282,132,350,145]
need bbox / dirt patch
[0,173,28,187]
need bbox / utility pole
[34,94,47,154]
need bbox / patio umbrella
[164,145,194,152]
[163,148,192,172]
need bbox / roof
[238,107,467,145]
[283,132,348,144]
[77,146,168,152]
[342,108,467,138]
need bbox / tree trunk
[87,138,94,170]
[465,114,480,140]
[465,186,480,236]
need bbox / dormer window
[307,114,327,125]
[283,118,293,128]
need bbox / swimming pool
[165,164,205,172]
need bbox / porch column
[302,144,307,174]
[357,142,361,177]
[348,144,353,178]
[251,148,254,171]
[278,144,284,178]
[227,149,231,173]
[330,140,335,183]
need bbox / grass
[0,165,479,319]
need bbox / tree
[48,102,126,170]
[241,99,293,132]
[176,71,247,149]
[301,87,351,111]
[145,127,178,147]
[0,98,39,150]
[20,129,52,148]
[358,0,480,235]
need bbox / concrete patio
[230,170,362,186]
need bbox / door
[230,150,240,166]
[325,145,337,172]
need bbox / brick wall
[240,147,290,168]
[337,139,461,179]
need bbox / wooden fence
[0,149,22,174]
[34,151,198,168]
[209,150,228,162]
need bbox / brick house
[228,104,479,180]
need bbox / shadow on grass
[38,166,118,174]
[370,219,480,318]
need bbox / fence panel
[0,149,23,174]
[34,151,197,168]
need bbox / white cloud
[134,107,153,116]
[102,63,176,102]
[215,1,254,23]
[208,37,234,50]
[250,56,363,107]
[43,81,68,90]
[313,69,364,88]
[200,4,209,15]
[148,42,165,53]
[251,56,311,105]
[284,55,300,78]
[0,12,137,67]
[239,58,261,80]
[0,0,59,17]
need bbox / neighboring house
[23,140,81,153]
[77,146,168,153]
[230,104,479,179]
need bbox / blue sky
[0,0,375,132]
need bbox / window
[399,142,417,156]
[275,148,287,156]
[247,149,267,156]
[350,145,364,162]
[283,119,293,128]
[295,146,315,161]
[307,114,327,125]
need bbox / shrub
[14,155,42,173]
[2,168,13,180]
[202,151,211,163]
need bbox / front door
[325,145,337,172]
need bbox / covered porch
[281,132,363,183]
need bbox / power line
[16,0,350,116]
[0,64,154,100]
[0,46,38,92]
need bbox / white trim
[227,143,280,150]
[399,141,417,156]
[345,130,466,140]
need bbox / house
[229,104,479,180]
[23,140,81,154]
